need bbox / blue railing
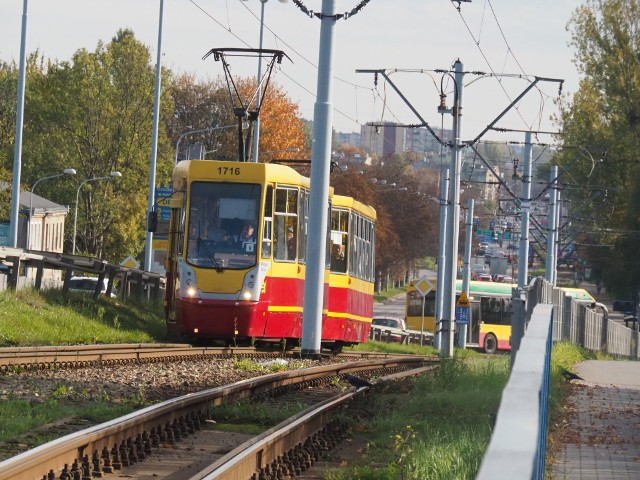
[476,303,553,480]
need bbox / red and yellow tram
[163,159,376,349]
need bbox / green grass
[373,287,405,303]
[209,399,310,433]
[0,397,136,459]
[325,352,509,480]
[0,288,167,346]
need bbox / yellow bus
[407,279,595,353]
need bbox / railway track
[0,343,414,371]
[0,356,436,480]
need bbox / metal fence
[529,277,639,359]
[0,246,164,302]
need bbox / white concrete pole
[144,0,164,272]
[301,0,337,357]
[434,169,450,350]
[441,60,464,358]
[9,0,28,247]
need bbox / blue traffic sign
[455,306,469,324]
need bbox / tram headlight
[179,259,200,299]
[185,277,198,297]
[239,261,270,302]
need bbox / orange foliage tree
[169,75,306,163]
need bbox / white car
[69,276,117,297]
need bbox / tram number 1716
[217,166,241,176]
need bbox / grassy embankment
[0,288,167,456]
[0,288,596,478]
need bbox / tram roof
[333,194,376,221]
[174,159,312,189]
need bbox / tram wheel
[483,333,497,355]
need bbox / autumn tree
[170,75,306,163]
[557,0,640,297]
[331,157,439,287]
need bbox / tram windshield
[186,182,261,269]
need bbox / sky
[1,0,585,145]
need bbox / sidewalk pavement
[550,360,640,479]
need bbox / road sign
[455,306,470,324]
[456,291,470,307]
[155,185,173,222]
[121,256,140,269]
[414,275,433,297]
[455,291,470,324]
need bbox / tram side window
[177,208,186,255]
[330,208,348,273]
[348,213,374,281]
[298,189,309,263]
[274,187,298,262]
[262,185,273,259]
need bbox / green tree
[21,29,174,261]
[0,61,20,221]
[556,0,640,297]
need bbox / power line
[452,2,558,136]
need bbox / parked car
[69,276,116,298]
[371,316,407,343]
[478,273,493,282]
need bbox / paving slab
[550,360,640,479]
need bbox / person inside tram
[286,226,296,260]
[331,243,347,272]
[237,222,257,253]
[238,222,256,243]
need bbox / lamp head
[63,168,77,175]
[109,171,123,178]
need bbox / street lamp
[72,171,122,255]
[174,124,237,164]
[27,168,76,251]
[249,0,289,163]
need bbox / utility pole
[434,168,450,350]
[301,0,337,358]
[441,59,464,358]
[458,198,474,348]
[511,131,532,366]
[545,166,558,284]
[144,0,164,272]
[9,0,28,248]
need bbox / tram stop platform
[550,360,640,479]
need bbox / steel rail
[0,344,436,371]
[194,365,436,480]
[0,357,432,480]
[0,345,271,371]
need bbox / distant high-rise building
[360,122,404,158]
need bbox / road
[373,269,436,319]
